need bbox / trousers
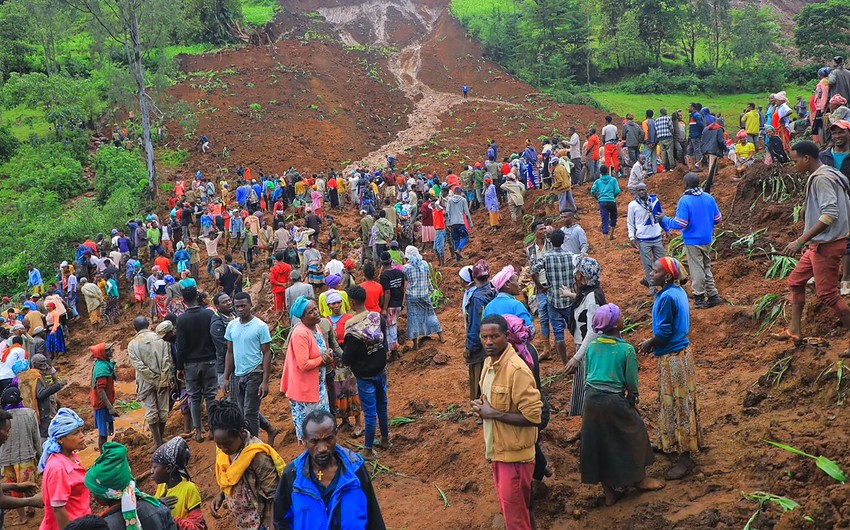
[492,461,534,530]
[684,244,718,297]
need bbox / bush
[617,68,704,94]
[0,124,19,164]
[0,143,86,201]
[92,146,148,204]
[548,89,609,111]
[159,148,190,169]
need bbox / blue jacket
[590,175,621,203]
[465,283,496,362]
[661,191,721,246]
[274,446,386,530]
[483,292,535,333]
[652,284,690,356]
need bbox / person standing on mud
[471,315,542,530]
[658,173,723,309]
[775,141,850,352]
[446,187,472,262]
[127,316,172,450]
[531,229,575,366]
[465,260,496,406]
[639,257,702,480]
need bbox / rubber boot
[693,294,707,309]
[706,294,723,308]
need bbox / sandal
[351,427,364,438]
[770,329,801,344]
[802,336,828,347]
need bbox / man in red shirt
[270,252,293,312]
[432,197,447,266]
[585,128,601,181]
[360,263,385,312]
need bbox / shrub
[0,124,19,164]
[92,146,148,204]
[0,143,86,201]
[159,148,190,169]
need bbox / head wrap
[325,274,343,289]
[152,436,191,480]
[492,265,515,291]
[176,241,185,250]
[459,265,473,284]
[23,301,38,312]
[2,386,22,408]
[326,290,343,305]
[659,256,684,281]
[472,259,490,279]
[31,354,48,369]
[504,314,534,368]
[89,343,110,361]
[12,359,30,375]
[736,129,748,139]
[404,245,423,266]
[86,441,161,528]
[155,320,174,337]
[774,91,788,103]
[38,408,85,472]
[164,275,175,284]
[290,296,311,320]
[577,257,602,287]
[591,303,622,334]
[344,258,356,270]
[764,125,776,134]
[831,94,848,106]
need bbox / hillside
[32,1,850,529]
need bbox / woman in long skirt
[563,257,606,439]
[581,304,664,505]
[45,303,66,359]
[402,246,444,348]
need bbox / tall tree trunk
[125,0,157,198]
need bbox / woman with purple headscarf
[318,274,351,317]
[579,303,664,506]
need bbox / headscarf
[325,274,343,289]
[831,94,848,106]
[290,296,311,320]
[576,257,602,287]
[86,442,161,530]
[326,290,343,305]
[774,91,788,103]
[176,241,185,250]
[659,256,684,281]
[736,129,748,139]
[491,265,515,291]
[23,301,38,312]
[344,258,356,270]
[38,408,85,472]
[12,359,30,375]
[404,245,423,266]
[152,436,191,480]
[591,303,622,334]
[472,259,490,279]
[764,125,776,134]
[504,314,534,368]
[90,343,110,361]
[155,320,174,337]
[2,386,22,409]
[458,265,473,284]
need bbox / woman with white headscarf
[402,246,444,349]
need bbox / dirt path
[316,0,516,171]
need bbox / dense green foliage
[0,143,86,200]
[181,0,245,45]
[451,0,800,95]
[794,0,850,63]
[0,125,19,163]
[92,146,149,204]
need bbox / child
[90,342,120,451]
[590,165,622,240]
[152,436,207,530]
[484,178,500,231]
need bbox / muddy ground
[25,1,850,529]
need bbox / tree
[0,124,19,164]
[0,72,98,133]
[0,2,37,80]
[634,0,684,64]
[795,0,850,62]
[705,0,730,68]
[728,6,781,65]
[181,0,244,45]
[677,0,708,64]
[58,0,179,199]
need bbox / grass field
[241,0,280,27]
[0,106,51,141]
[588,85,812,121]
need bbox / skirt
[1,459,37,498]
[47,327,66,354]
[568,356,586,417]
[290,368,330,441]
[580,387,654,488]
[154,294,168,319]
[488,211,501,227]
[307,264,325,286]
[106,296,121,321]
[406,295,442,339]
[89,307,102,325]
[657,347,703,454]
[134,284,147,302]
[334,366,361,419]
[420,225,436,243]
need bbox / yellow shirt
[742,110,760,135]
[735,142,755,160]
[156,478,202,519]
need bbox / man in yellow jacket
[551,157,575,213]
[472,314,542,530]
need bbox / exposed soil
[30,1,850,529]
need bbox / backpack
[248,188,259,202]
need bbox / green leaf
[764,440,815,458]
[815,456,848,483]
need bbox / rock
[743,390,767,408]
[433,353,449,365]
[743,407,760,416]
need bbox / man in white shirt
[324,251,345,277]
[0,336,27,392]
[567,127,583,184]
[601,116,620,176]
[627,183,666,295]
[628,154,648,194]
[559,210,590,256]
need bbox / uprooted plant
[765,440,848,483]
[816,360,849,405]
[753,293,787,334]
[741,491,811,529]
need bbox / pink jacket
[280,324,323,402]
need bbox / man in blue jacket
[274,409,386,530]
[659,173,723,309]
[465,259,496,404]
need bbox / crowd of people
[0,55,846,530]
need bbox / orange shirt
[586,134,601,161]
[360,280,384,313]
[154,256,171,272]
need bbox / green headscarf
[86,442,161,529]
